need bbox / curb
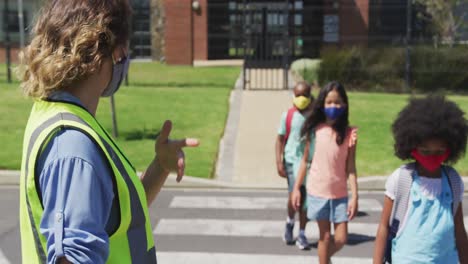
[214,72,243,182]
[3,170,467,191]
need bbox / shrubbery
[411,46,468,92]
[290,58,321,85]
[314,45,468,93]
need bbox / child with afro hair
[373,95,468,264]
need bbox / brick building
[2,0,430,64]
[161,0,411,65]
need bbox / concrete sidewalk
[212,73,468,191]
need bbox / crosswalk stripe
[0,249,10,264]
[154,219,377,238]
[358,198,383,212]
[156,252,372,264]
[169,196,284,209]
[169,196,383,211]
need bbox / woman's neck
[67,89,100,115]
[63,62,111,116]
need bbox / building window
[207,0,323,60]
[208,0,245,59]
[130,0,151,58]
[3,10,28,33]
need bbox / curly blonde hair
[17,0,132,98]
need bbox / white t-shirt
[385,168,465,235]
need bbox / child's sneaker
[295,233,310,250]
[283,223,295,245]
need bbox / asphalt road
[1,186,467,264]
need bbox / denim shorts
[307,195,349,223]
[285,162,305,194]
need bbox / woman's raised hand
[155,120,200,182]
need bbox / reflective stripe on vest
[20,101,156,263]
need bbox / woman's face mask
[101,52,130,97]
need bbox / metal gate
[242,1,291,90]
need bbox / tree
[414,0,468,46]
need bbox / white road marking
[169,196,285,209]
[0,249,11,264]
[154,219,377,238]
[156,252,372,264]
[170,196,382,211]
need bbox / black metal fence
[207,0,326,90]
[242,1,290,90]
[206,0,468,92]
[207,0,323,61]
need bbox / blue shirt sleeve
[37,129,115,264]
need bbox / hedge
[316,45,468,93]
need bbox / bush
[411,46,468,92]
[316,45,468,93]
[290,58,321,84]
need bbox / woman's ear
[111,46,127,63]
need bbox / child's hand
[291,188,302,211]
[277,162,286,178]
[349,127,358,147]
[347,198,358,220]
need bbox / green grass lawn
[2,62,468,177]
[0,63,240,178]
[348,92,468,176]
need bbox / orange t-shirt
[307,124,356,199]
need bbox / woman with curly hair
[18,1,198,263]
[373,96,468,264]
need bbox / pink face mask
[411,149,450,172]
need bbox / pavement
[2,187,468,263]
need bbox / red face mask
[411,149,450,172]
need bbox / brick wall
[0,45,20,63]
[164,0,193,65]
[340,0,369,46]
[193,0,207,60]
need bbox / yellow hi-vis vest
[19,99,156,263]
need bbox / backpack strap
[384,163,415,263]
[442,165,462,215]
[389,162,415,235]
[284,107,297,144]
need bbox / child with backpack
[275,81,314,250]
[373,96,468,264]
[292,81,358,264]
